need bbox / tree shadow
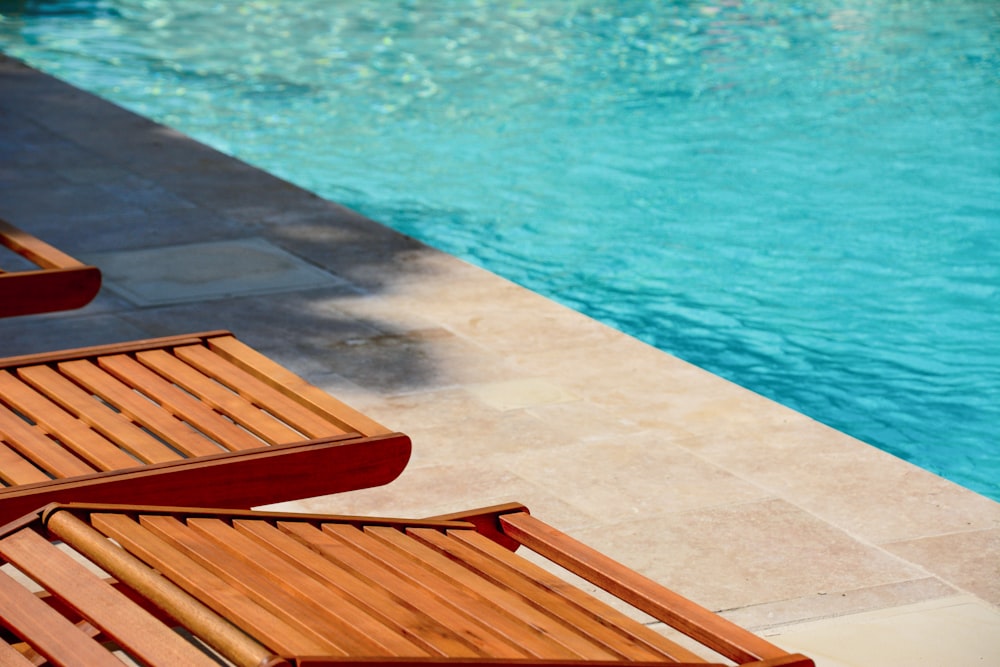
[0,54,487,394]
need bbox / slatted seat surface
[0,332,410,523]
[0,218,102,318]
[0,503,814,667]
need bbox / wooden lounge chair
[0,501,814,667]
[0,219,102,318]
[0,330,410,525]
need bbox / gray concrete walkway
[1,55,998,666]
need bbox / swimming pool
[2,1,998,501]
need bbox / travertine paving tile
[677,422,1000,544]
[345,387,506,432]
[523,399,646,443]
[563,499,928,613]
[82,238,348,305]
[724,578,958,630]
[467,377,579,411]
[883,529,1000,606]
[262,461,591,533]
[399,407,586,467]
[441,295,625,356]
[504,434,771,521]
[766,597,1000,667]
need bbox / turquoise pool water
[2,1,998,500]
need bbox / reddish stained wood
[0,370,138,471]
[235,518,479,658]
[373,527,620,661]
[424,503,529,553]
[0,442,49,486]
[0,564,121,667]
[342,524,593,660]
[415,528,703,663]
[139,513,355,656]
[0,403,94,478]
[499,512,791,665]
[0,219,100,318]
[0,219,87,270]
[0,527,217,666]
[15,365,181,464]
[0,332,225,372]
[47,498,458,537]
[189,517,425,657]
[300,522,540,659]
[0,434,411,528]
[0,639,35,666]
[136,348,300,445]
[292,660,723,667]
[90,512,313,660]
[0,266,102,319]
[98,354,263,451]
[208,335,390,436]
[174,344,347,438]
[58,359,222,458]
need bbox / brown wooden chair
[0,501,813,667]
[0,330,410,525]
[0,219,102,318]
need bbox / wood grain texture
[0,433,410,527]
[0,219,101,318]
[5,503,814,667]
[0,332,402,522]
[498,512,789,665]
[0,525,219,666]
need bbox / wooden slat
[15,365,181,464]
[236,519,481,658]
[0,219,84,270]
[136,349,300,445]
[187,517,425,657]
[0,528,217,667]
[279,521,528,659]
[0,404,95,479]
[421,528,704,663]
[98,354,264,451]
[320,523,580,660]
[0,565,121,667]
[0,370,138,471]
[500,512,789,665]
[0,434,410,528]
[138,514,358,656]
[208,335,390,436]
[0,266,101,318]
[58,359,222,458]
[0,443,49,486]
[364,526,619,661]
[0,332,224,372]
[91,512,313,660]
[0,639,35,666]
[175,344,346,438]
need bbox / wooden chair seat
[0,219,102,318]
[0,331,410,524]
[0,502,813,667]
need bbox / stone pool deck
[1,55,998,665]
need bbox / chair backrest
[0,502,814,667]
[0,218,102,318]
[0,331,410,523]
